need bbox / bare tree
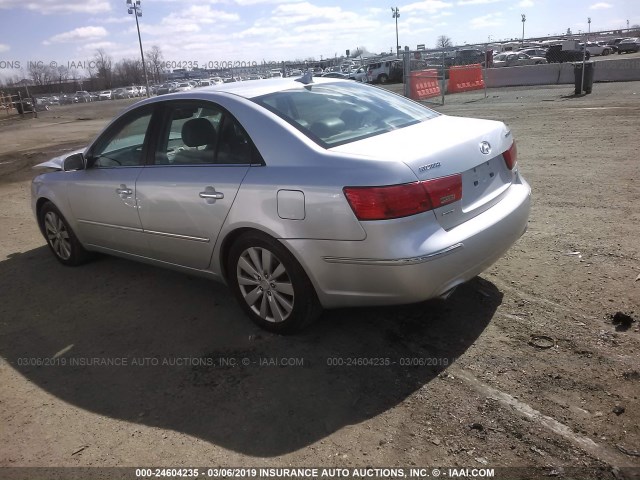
[93,48,113,89]
[146,45,164,84]
[436,35,453,49]
[113,58,143,86]
[50,65,70,92]
[28,62,55,86]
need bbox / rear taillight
[422,174,462,209]
[503,141,517,170]
[344,174,462,221]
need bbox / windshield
[253,82,438,148]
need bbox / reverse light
[503,141,517,170]
[344,174,462,221]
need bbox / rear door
[135,100,258,269]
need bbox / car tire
[603,49,610,56]
[39,201,92,266]
[228,231,322,333]
[378,74,389,84]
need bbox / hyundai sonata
[32,76,530,332]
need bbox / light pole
[127,0,150,97]
[521,14,526,46]
[391,7,400,58]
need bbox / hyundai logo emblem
[480,141,491,155]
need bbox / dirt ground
[0,82,639,480]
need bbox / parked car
[74,91,93,103]
[59,94,75,105]
[617,38,640,54]
[546,44,590,63]
[174,82,193,92]
[112,88,128,99]
[349,67,368,82]
[518,48,548,58]
[367,59,402,84]
[15,98,34,113]
[453,49,485,66]
[137,86,147,96]
[605,38,625,53]
[31,78,530,333]
[493,52,547,67]
[124,86,138,97]
[579,42,611,56]
[320,72,351,79]
[155,83,176,95]
[98,90,112,101]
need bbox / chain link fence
[399,34,640,105]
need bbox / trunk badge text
[480,141,492,155]
[418,162,441,173]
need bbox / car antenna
[295,71,314,85]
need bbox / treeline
[1,45,165,94]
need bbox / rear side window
[253,82,438,148]
[155,102,261,166]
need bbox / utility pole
[391,7,400,58]
[127,0,150,98]
[521,14,526,47]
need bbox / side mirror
[63,153,85,172]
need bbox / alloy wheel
[44,211,72,260]
[236,247,294,323]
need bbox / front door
[67,106,155,256]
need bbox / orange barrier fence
[409,69,440,100]
[447,64,484,94]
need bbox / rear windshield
[253,82,438,148]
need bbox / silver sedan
[32,76,531,332]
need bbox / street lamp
[588,17,591,35]
[127,0,150,97]
[391,7,400,58]
[521,14,526,46]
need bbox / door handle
[199,190,224,200]
[116,185,133,195]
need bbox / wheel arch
[218,226,286,283]
[35,196,54,234]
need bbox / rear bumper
[282,174,531,308]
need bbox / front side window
[253,82,439,148]
[90,109,153,167]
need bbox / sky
[0,0,638,79]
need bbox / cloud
[94,16,131,24]
[402,0,453,14]
[43,26,108,45]
[81,41,117,52]
[469,12,504,29]
[458,0,503,5]
[0,43,9,53]
[170,5,240,24]
[136,5,240,37]
[233,0,302,4]
[0,0,110,14]
[516,0,534,6]
[588,2,613,9]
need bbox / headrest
[182,118,216,147]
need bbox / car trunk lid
[331,115,516,230]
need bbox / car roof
[193,76,349,100]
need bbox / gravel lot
[0,81,639,479]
